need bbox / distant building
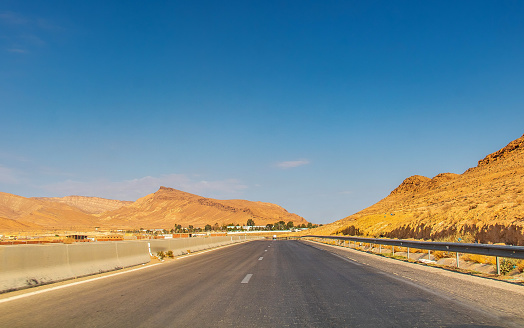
[95,235,124,242]
[67,235,89,241]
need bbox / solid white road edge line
[331,252,363,266]
[0,263,162,305]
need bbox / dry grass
[461,253,495,265]
[433,250,452,260]
[517,260,524,273]
[62,237,75,244]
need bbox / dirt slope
[304,133,524,245]
[99,187,308,229]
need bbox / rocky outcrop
[390,173,459,196]
[477,133,524,167]
[390,175,431,195]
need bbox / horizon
[1,1,524,224]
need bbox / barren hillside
[99,187,307,229]
[303,133,524,245]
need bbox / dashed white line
[241,274,253,284]
[258,257,263,260]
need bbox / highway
[0,239,523,327]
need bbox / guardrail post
[496,257,500,275]
[407,247,410,260]
[456,252,460,268]
[379,244,382,254]
[392,246,395,256]
[428,250,431,260]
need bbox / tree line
[123,220,320,234]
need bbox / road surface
[0,239,522,327]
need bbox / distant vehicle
[273,235,277,240]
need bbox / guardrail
[302,235,524,275]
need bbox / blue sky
[1,1,524,224]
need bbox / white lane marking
[265,250,267,252]
[258,257,263,260]
[331,253,363,266]
[0,240,250,304]
[0,263,162,304]
[308,243,364,266]
[241,274,253,284]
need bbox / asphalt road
[0,240,522,327]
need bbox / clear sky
[1,1,524,224]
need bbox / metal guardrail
[302,235,524,275]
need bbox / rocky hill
[0,188,307,232]
[304,133,524,245]
[98,187,307,229]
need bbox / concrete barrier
[146,235,260,255]
[0,235,261,293]
[0,241,150,293]
[116,241,151,268]
[0,244,72,293]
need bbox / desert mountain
[36,196,132,214]
[0,188,307,232]
[305,133,524,245]
[98,187,308,229]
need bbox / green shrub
[499,258,518,275]
[166,250,174,258]
[156,251,165,260]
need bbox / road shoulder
[301,240,524,325]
